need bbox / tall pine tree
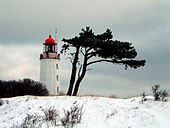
[61,27,146,96]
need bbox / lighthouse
[40,35,60,95]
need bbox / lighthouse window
[57,87,59,93]
[56,64,58,69]
[45,45,49,52]
[56,75,59,81]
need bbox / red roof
[44,35,56,45]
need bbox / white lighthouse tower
[40,35,60,95]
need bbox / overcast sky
[0,0,169,97]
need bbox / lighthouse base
[40,58,60,95]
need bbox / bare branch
[69,53,76,58]
[86,69,92,72]
[78,65,82,78]
[87,54,94,59]
[87,59,117,66]
[87,59,146,69]
[87,51,98,59]
[80,47,85,56]
[66,57,73,64]
[86,47,92,52]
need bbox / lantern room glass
[43,44,57,53]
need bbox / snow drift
[0,96,170,128]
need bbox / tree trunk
[72,76,84,96]
[67,46,80,95]
[72,52,87,96]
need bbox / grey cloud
[0,0,169,44]
[0,0,169,97]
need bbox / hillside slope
[0,96,170,128]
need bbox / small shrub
[141,92,147,103]
[13,109,60,128]
[44,106,59,125]
[152,85,168,101]
[13,114,43,128]
[61,105,83,128]
[152,85,161,101]
[0,99,3,106]
[160,90,168,102]
[109,94,117,98]
[22,114,38,128]
[58,91,65,96]
[6,100,9,104]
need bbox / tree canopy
[61,27,146,96]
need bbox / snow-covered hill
[0,96,170,128]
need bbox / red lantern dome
[44,35,56,45]
[40,34,60,60]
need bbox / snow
[0,96,170,128]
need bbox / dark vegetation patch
[0,79,49,98]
